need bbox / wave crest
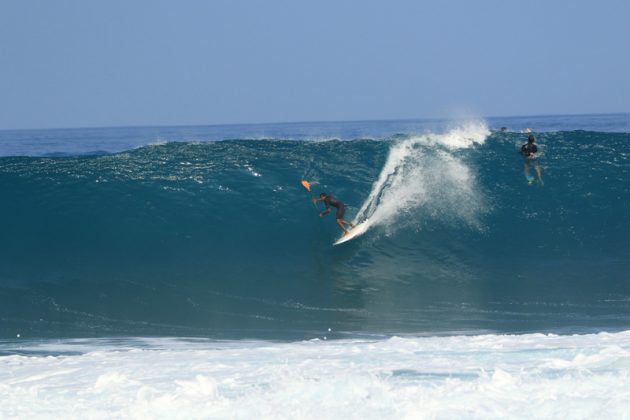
[354,121,489,233]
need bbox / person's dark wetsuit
[521,134,538,158]
[521,142,537,158]
[322,196,346,220]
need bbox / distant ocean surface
[1,113,629,417]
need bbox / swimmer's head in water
[320,192,327,199]
[528,134,535,143]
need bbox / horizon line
[1,111,629,133]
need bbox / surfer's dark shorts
[336,206,346,220]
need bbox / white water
[353,121,490,236]
[2,330,630,419]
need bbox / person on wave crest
[314,192,355,236]
[521,133,543,185]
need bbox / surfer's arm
[320,203,330,217]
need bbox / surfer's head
[320,192,327,199]
[527,134,535,143]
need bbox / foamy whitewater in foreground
[2,331,630,419]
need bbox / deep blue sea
[1,114,630,417]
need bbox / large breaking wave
[1,123,630,338]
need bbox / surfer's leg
[535,163,543,185]
[524,162,530,177]
[336,219,349,235]
[341,219,355,229]
[335,207,353,229]
[335,208,349,233]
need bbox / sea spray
[353,121,490,233]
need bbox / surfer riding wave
[314,192,355,236]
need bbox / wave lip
[354,121,489,234]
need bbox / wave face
[1,122,630,338]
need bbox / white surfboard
[333,219,371,246]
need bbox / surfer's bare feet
[343,230,349,236]
[350,223,355,229]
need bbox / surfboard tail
[333,219,371,245]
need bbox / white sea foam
[354,121,490,234]
[2,331,629,419]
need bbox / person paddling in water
[314,192,355,236]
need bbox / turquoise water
[1,115,629,339]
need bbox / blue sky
[1,0,629,129]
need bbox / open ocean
[1,114,630,418]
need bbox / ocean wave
[1,128,630,337]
